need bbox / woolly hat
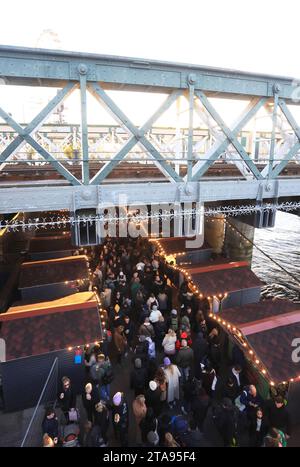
[181,332,188,339]
[113,392,122,406]
[149,381,157,391]
[171,309,177,315]
[163,357,171,366]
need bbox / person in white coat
[163,357,181,408]
[149,305,162,324]
[162,329,177,357]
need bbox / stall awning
[19,255,89,288]
[0,292,102,361]
[218,299,300,384]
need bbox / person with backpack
[139,317,155,340]
[145,336,156,360]
[134,335,150,367]
[90,354,114,402]
[213,398,242,447]
[176,339,194,382]
[169,309,179,332]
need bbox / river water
[252,211,300,303]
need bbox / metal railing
[20,357,58,447]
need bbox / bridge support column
[204,215,226,254]
[223,218,255,264]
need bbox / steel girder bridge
[0,45,300,215]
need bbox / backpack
[147,339,156,359]
[170,415,189,436]
[102,365,114,385]
[90,363,103,384]
[171,317,178,332]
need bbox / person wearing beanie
[145,380,162,417]
[111,392,129,447]
[130,358,148,396]
[175,330,193,351]
[176,339,194,382]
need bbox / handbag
[68,408,80,423]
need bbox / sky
[0,0,299,126]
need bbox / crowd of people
[42,237,291,448]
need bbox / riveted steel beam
[0,45,298,99]
[0,178,300,214]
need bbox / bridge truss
[0,45,300,214]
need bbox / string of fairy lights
[151,234,299,387]
[1,200,300,232]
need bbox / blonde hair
[43,434,55,447]
[135,394,146,404]
[165,432,180,447]
[62,376,70,385]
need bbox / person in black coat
[192,332,209,379]
[42,407,59,444]
[57,376,76,422]
[81,382,100,423]
[249,407,269,447]
[226,365,245,398]
[213,398,245,447]
[145,381,162,417]
[154,316,167,351]
[191,387,211,431]
[130,358,148,396]
[140,407,158,444]
[265,396,291,438]
[94,401,110,444]
[222,377,238,402]
[123,315,135,350]
[111,392,129,447]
